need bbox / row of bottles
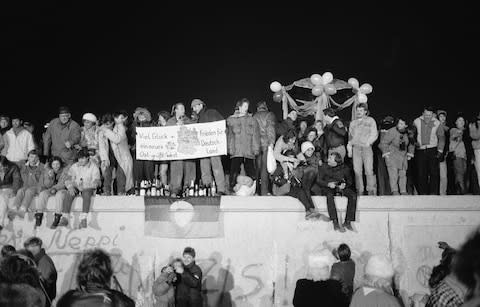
[135,179,217,197]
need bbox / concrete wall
[0,195,479,307]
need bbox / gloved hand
[436,151,445,161]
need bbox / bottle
[151,179,157,196]
[139,180,146,196]
[198,179,204,197]
[159,183,164,197]
[164,184,170,197]
[146,180,151,197]
[194,184,199,197]
[135,181,140,196]
[188,180,195,197]
[211,180,217,196]
[206,184,211,197]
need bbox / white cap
[82,113,97,123]
[365,255,395,279]
[301,141,315,154]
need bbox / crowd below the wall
[1,99,480,231]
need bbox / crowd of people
[1,100,480,231]
[1,227,479,307]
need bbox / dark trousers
[255,149,270,195]
[312,185,357,222]
[377,156,391,195]
[134,159,155,182]
[62,188,94,213]
[300,166,318,199]
[103,165,127,195]
[415,147,440,195]
[288,186,315,211]
[230,157,256,189]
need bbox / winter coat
[227,113,261,159]
[276,118,295,138]
[469,122,480,150]
[20,162,44,190]
[379,127,414,170]
[317,162,353,189]
[38,166,69,191]
[99,124,134,192]
[273,136,298,163]
[175,262,203,307]
[57,283,135,307]
[253,109,277,150]
[449,127,467,160]
[0,283,46,307]
[43,118,82,164]
[348,116,378,147]
[130,120,154,159]
[413,116,445,151]
[196,108,224,123]
[166,115,193,127]
[152,272,176,307]
[0,162,21,194]
[65,160,100,191]
[324,117,347,149]
[293,279,348,307]
[3,128,36,162]
[34,248,57,303]
[331,260,356,300]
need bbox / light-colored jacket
[348,116,378,147]
[273,136,296,163]
[449,128,467,160]
[80,125,99,150]
[98,124,134,192]
[4,128,35,162]
[413,116,445,151]
[379,127,414,170]
[65,160,100,191]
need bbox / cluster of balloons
[348,78,373,103]
[269,81,283,102]
[310,72,336,96]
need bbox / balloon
[324,83,337,95]
[312,85,324,96]
[270,81,282,93]
[322,72,333,84]
[359,83,373,94]
[358,93,368,103]
[273,91,283,103]
[348,77,359,89]
[310,74,323,85]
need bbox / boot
[343,220,354,232]
[34,213,44,228]
[7,210,17,221]
[79,218,88,229]
[333,220,345,233]
[50,213,62,229]
[58,216,69,227]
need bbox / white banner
[135,120,227,161]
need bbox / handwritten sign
[136,120,227,161]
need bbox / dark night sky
[1,3,479,132]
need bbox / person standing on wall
[413,106,446,195]
[131,107,156,184]
[436,110,450,195]
[226,98,261,192]
[469,112,480,194]
[253,100,277,195]
[43,106,82,165]
[0,156,21,232]
[191,98,226,195]
[3,115,36,168]
[347,103,378,195]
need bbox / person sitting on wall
[293,249,348,307]
[312,151,357,232]
[0,155,21,232]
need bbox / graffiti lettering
[45,229,119,251]
[234,263,264,300]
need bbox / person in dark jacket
[323,108,348,160]
[191,99,227,195]
[276,110,297,139]
[312,151,357,232]
[376,116,396,195]
[175,247,203,307]
[253,101,277,195]
[24,236,57,306]
[331,243,356,301]
[56,248,134,307]
[0,156,21,232]
[131,107,156,183]
[293,249,348,307]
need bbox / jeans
[255,149,270,195]
[288,186,315,211]
[385,156,408,194]
[300,166,318,199]
[0,189,14,227]
[158,162,169,186]
[134,159,155,182]
[200,156,226,193]
[61,188,95,214]
[103,165,127,195]
[474,149,480,191]
[12,187,37,210]
[439,161,448,195]
[230,157,256,190]
[453,157,467,194]
[415,147,440,195]
[312,185,357,222]
[36,189,66,213]
[352,146,376,194]
[170,160,196,195]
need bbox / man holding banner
[191,99,226,195]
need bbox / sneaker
[392,191,400,196]
[34,213,44,228]
[343,221,354,231]
[50,213,62,229]
[58,216,69,227]
[79,219,87,229]
[7,210,17,221]
[400,192,409,196]
[333,220,345,232]
[368,190,376,196]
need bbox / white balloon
[359,83,373,94]
[322,72,333,84]
[310,74,324,85]
[270,81,282,93]
[358,93,368,103]
[348,77,359,89]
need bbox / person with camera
[312,152,357,232]
[153,263,177,307]
[379,117,415,195]
[173,247,203,307]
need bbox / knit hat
[365,255,395,279]
[308,249,336,269]
[301,141,315,154]
[191,99,205,108]
[133,107,152,122]
[58,106,71,115]
[82,113,97,123]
